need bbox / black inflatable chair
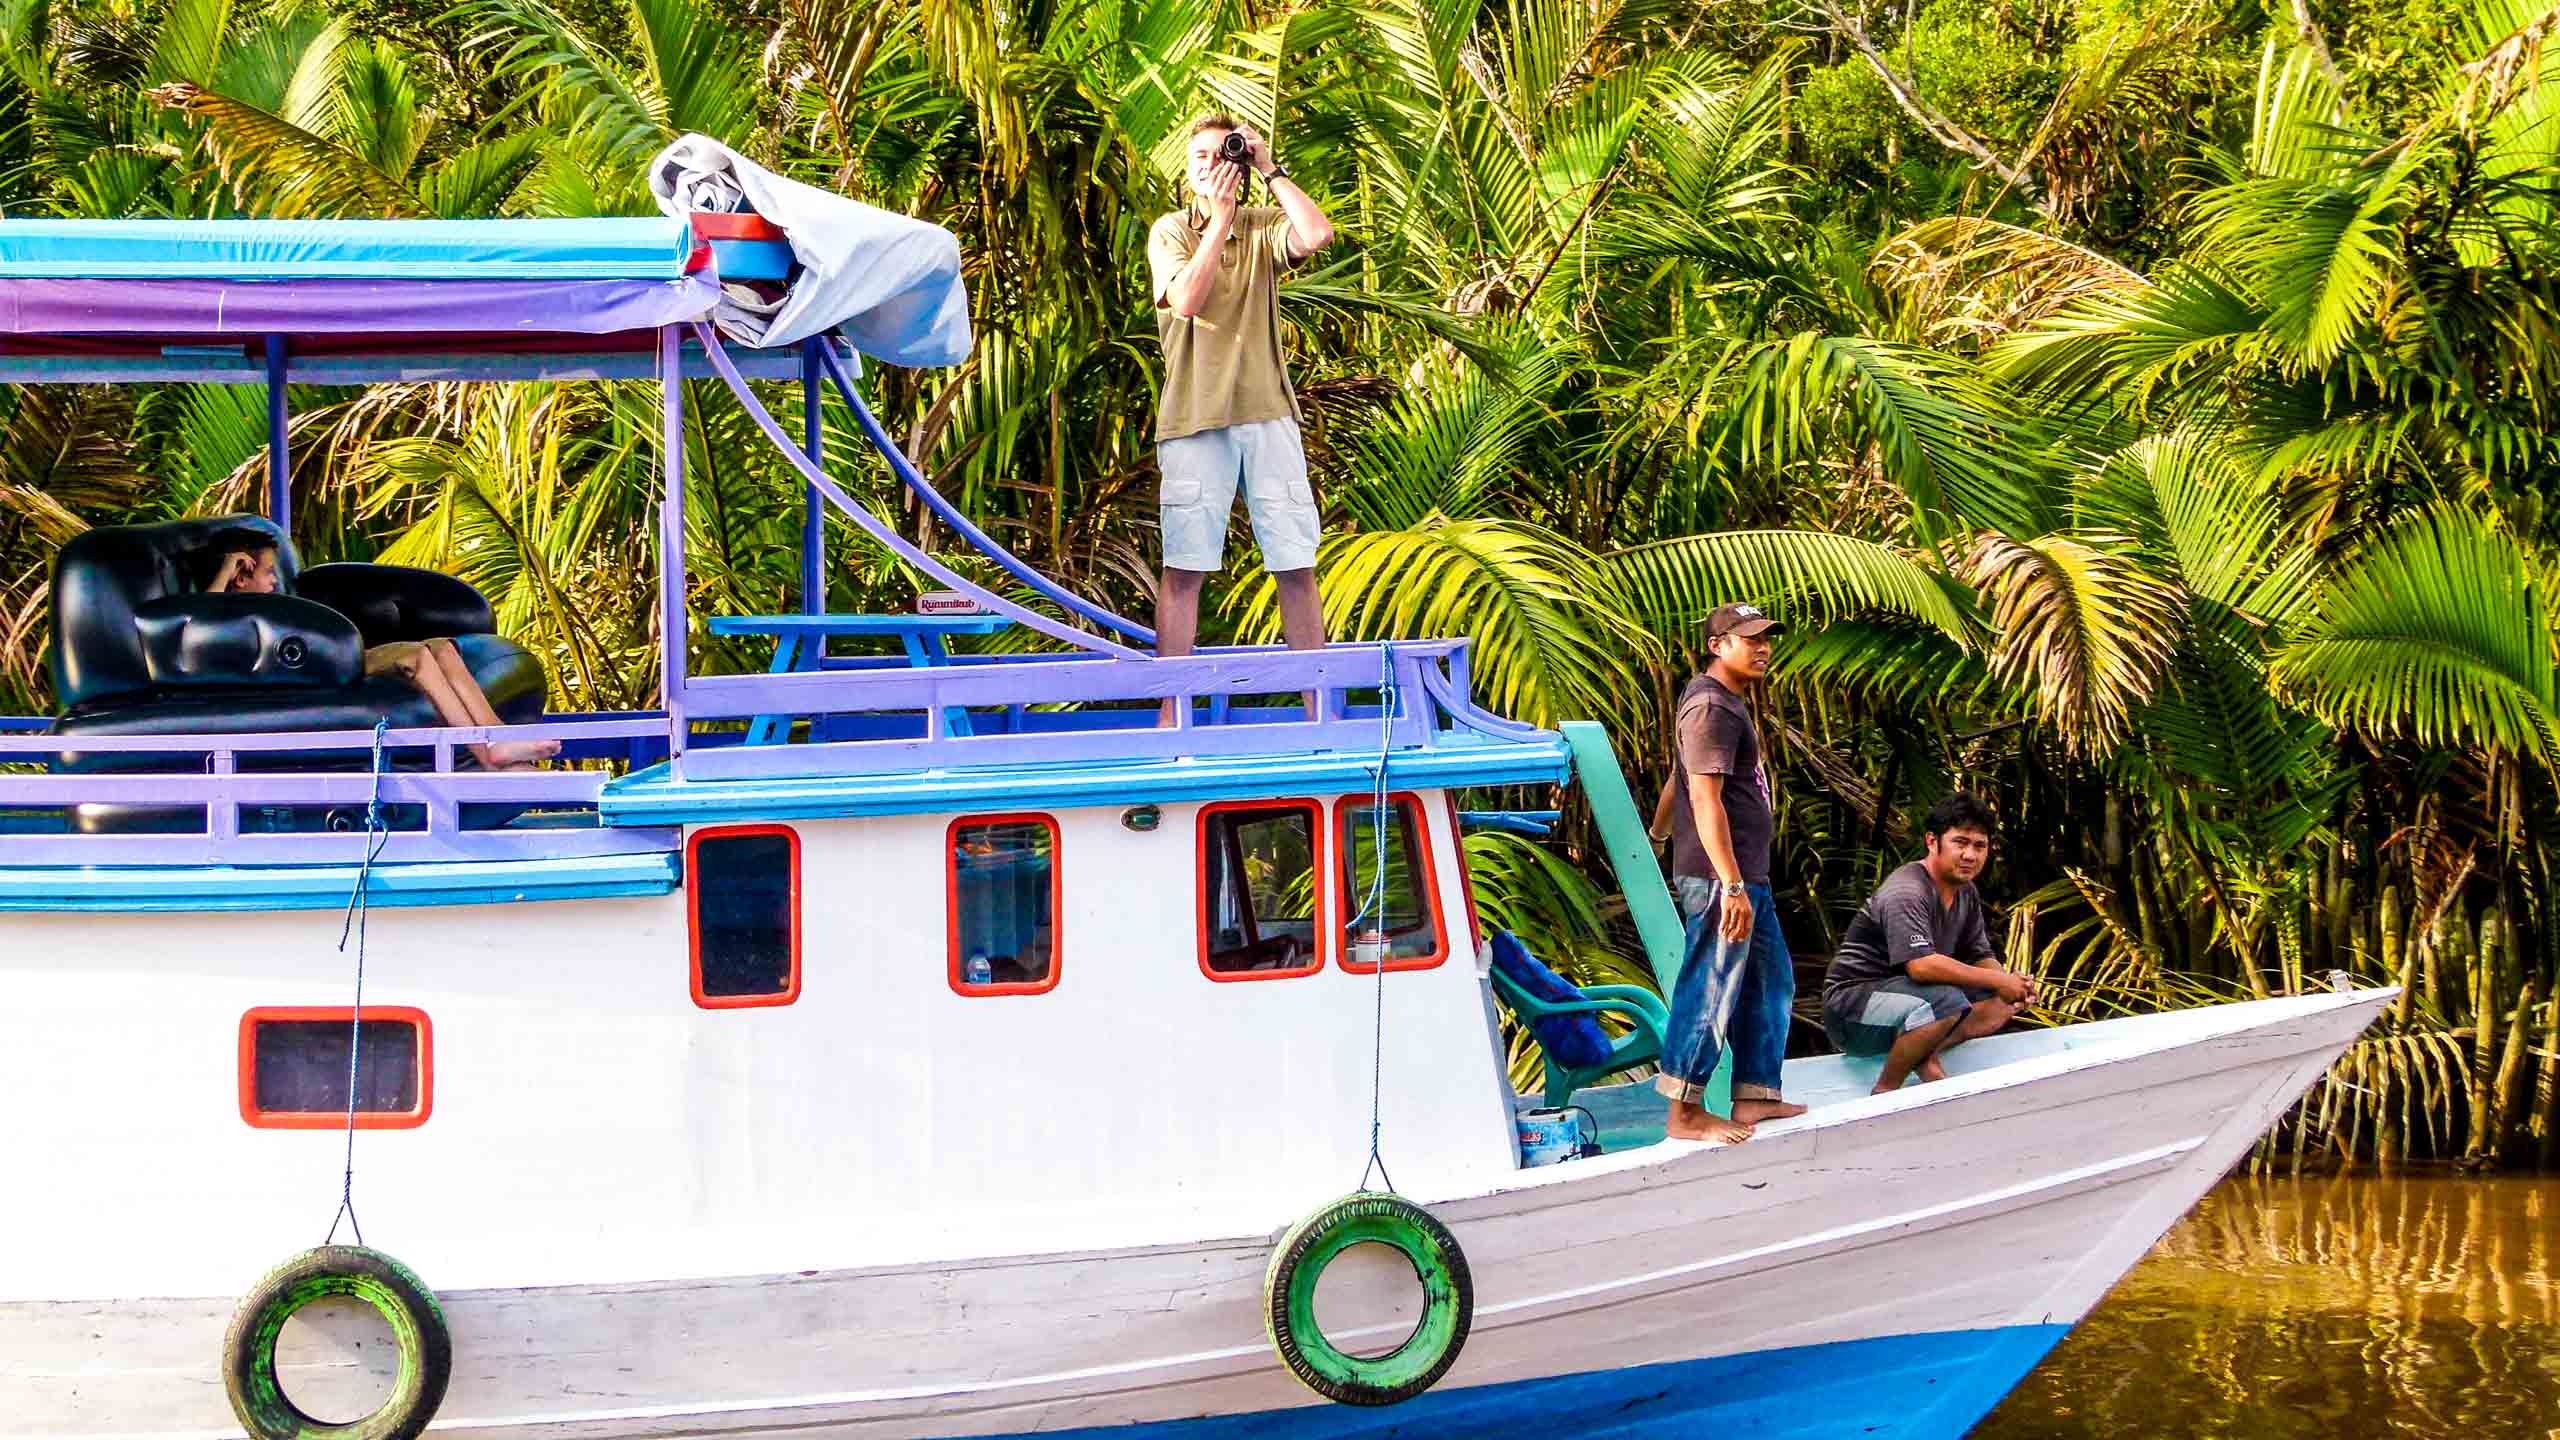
[47,516,547,793]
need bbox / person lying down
[207,541,560,771]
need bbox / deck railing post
[264,334,290,532]
[659,326,689,761]
[799,338,825,616]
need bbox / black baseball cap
[1704,602,1785,640]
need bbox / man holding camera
[1821,792,2037,1094]
[1145,115,1338,693]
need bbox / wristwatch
[1263,159,1291,181]
[1722,879,1747,898]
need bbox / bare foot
[1914,1056,1949,1085]
[1733,1098,1808,1124]
[482,739,560,769]
[1871,1074,1908,1095]
[1665,1101,1754,1144]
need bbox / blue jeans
[1657,880,1794,1106]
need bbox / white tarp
[647,134,972,366]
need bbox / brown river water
[1974,1173,2560,1439]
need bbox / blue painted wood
[0,851,679,912]
[718,615,1008,744]
[1458,809,1559,836]
[744,632,807,747]
[973,1325,2071,1440]
[600,732,1573,824]
[708,236,794,280]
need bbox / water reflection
[1977,1174,2560,1439]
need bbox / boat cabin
[0,208,1652,1295]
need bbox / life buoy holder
[1264,1191,1473,1406]
[222,1245,451,1440]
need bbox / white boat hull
[5,988,2388,1439]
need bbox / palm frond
[1962,529,2183,752]
[2271,503,2560,770]
[1603,528,1976,645]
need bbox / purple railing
[668,639,1474,782]
[0,716,670,865]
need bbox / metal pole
[264,334,289,532]
[659,326,689,761]
[800,338,826,615]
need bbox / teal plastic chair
[1488,962,1672,1108]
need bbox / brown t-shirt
[1666,673,1775,886]
[1147,206,1303,443]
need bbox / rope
[1355,642,1398,1195]
[324,718,392,1248]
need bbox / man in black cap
[1647,602,1805,1142]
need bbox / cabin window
[688,824,802,1008]
[949,815,1061,995]
[238,1007,432,1129]
[1200,799,1326,980]
[1336,793,1448,972]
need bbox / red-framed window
[949,814,1062,996]
[1199,799,1328,981]
[1334,792,1450,973]
[687,824,803,1009]
[1443,792,1483,956]
[238,1006,433,1130]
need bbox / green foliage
[1,0,2555,1165]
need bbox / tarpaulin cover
[648,134,972,365]
[0,217,699,280]
[0,275,721,336]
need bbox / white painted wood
[0,784,2390,1436]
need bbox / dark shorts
[1823,976,1992,1057]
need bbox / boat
[0,144,2390,1439]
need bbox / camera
[1217,131,1252,166]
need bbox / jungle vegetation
[2,0,2556,1167]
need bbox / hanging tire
[222,1245,451,1440]
[1264,1191,1472,1406]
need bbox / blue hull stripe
[988,1325,2069,1440]
[0,851,678,911]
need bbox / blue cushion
[1490,930,1614,1069]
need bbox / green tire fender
[222,1245,452,1440]
[1263,1191,1473,1406]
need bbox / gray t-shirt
[1824,861,1998,1001]
[1666,673,1773,886]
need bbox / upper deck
[0,210,1572,907]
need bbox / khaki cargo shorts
[1157,418,1321,573]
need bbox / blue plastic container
[1516,1107,1584,1167]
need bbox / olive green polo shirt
[1147,206,1303,443]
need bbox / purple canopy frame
[0,251,1540,874]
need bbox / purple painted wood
[0,771,605,803]
[0,715,664,757]
[0,345,811,387]
[694,323,1144,661]
[1419,658,1548,743]
[817,344,1156,645]
[265,334,290,530]
[799,338,825,615]
[659,325,690,758]
[675,641,1459,717]
[676,713,1403,781]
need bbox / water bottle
[964,950,992,987]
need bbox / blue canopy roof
[0,218,699,280]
